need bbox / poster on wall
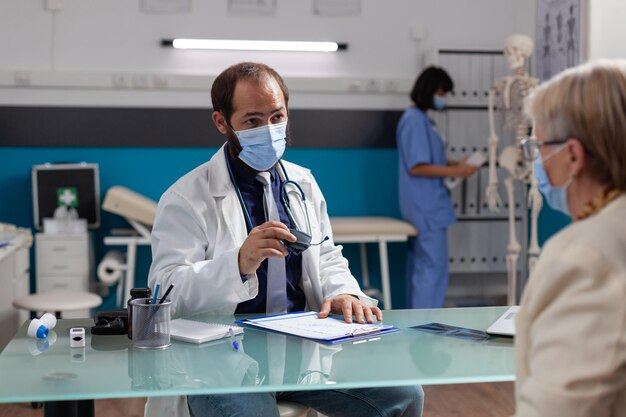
[535,0,581,81]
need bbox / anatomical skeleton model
[485,34,540,305]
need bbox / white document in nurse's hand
[444,151,486,190]
[242,311,388,341]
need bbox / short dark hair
[211,62,290,124]
[409,66,454,111]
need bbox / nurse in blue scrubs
[397,66,480,308]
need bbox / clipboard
[236,311,399,344]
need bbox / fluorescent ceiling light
[161,38,347,52]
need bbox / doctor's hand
[318,295,383,324]
[238,221,297,276]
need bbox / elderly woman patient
[513,59,626,416]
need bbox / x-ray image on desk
[411,323,493,342]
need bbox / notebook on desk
[486,306,520,337]
[169,319,243,344]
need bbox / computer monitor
[32,163,101,230]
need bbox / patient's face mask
[232,121,287,171]
[533,145,573,216]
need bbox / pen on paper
[349,326,383,337]
[158,284,175,304]
[229,327,239,351]
[152,284,160,304]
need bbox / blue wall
[0,146,570,311]
[0,146,410,309]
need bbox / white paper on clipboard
[238,311,397,343]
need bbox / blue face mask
[433,95,447,110]
[533,148,573,216]
[233,121,287,171]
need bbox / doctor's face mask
[230,121,287,171]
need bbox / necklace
[576,188,622,221]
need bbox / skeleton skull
[503,34,534,70]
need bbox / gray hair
[526,59,626,191]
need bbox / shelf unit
[35,233,94,318]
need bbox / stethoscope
[224,146,328,253]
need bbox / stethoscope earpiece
[283,232,329,256]
[312,236,330,245]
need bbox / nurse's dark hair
[211,62,290,124]
[410,66,454,111]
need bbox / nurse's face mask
[230,121,288,171]
[433,95,447,110]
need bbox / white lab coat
[145,144,375,417]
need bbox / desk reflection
[142,331,345,416]
[128,331,342,392]
[128,337,257,391]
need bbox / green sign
[56,187,79,208]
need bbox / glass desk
[0,307,514,413]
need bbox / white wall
[0,0,536,109]
[588,0,626,60]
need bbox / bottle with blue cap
[27,318,49,339]
[26,313,57,339]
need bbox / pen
[158,283,175,304]
[349,326,383,337]
[228,327,239,352]
[140,283,171,339]
[152,284,160,304]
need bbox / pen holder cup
[130,298,172,349]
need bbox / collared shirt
[228,150,306,314]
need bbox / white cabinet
[0,232,31,351]
[35,233,92,318]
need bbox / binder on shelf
[236,311,398,344]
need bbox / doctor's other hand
[318,295,383,324]
[238,221,297,276]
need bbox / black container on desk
[128,287,152,339]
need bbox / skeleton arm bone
[486,87,503,211]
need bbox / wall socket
[14,72,31,86]
[112,73,129,88]
[132,74,149,89]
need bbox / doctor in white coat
[146,62,423,417]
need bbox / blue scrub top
[397,107,456,232]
